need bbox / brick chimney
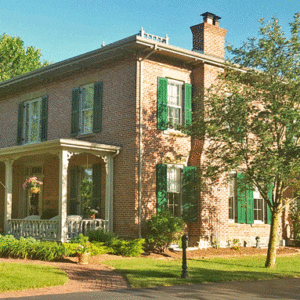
[190,12,227,58]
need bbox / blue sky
[1,0,299,63]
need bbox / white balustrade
[7,219,59,241]
[7,218,108,241]
[139,27,169,44]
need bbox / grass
[104,255,300,288]
[0,262,68,292]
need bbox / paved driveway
[8,278,300,300]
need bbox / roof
[0,31,226,96]
[0,139,121,160]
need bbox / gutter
[137,45,157,239]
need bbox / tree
[195,13,300,268]
[0,34,49,82]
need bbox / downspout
[138,45,157,238]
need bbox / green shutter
[93,81,103,133]
[184,83,192,126]
[182,166,198,222]
[156,164,167,212]
[71,87,80,137]
[17,102,24,145]
[237,173,246,223]
[92,163,102,210]
[246,184,254,224]
[157,77,168,130]
[40,95,48,142]
[69,166,78,215]
[267,184,273,224]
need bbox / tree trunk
[265,211,280,268]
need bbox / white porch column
[104,155,114,232]
[4,159,14,234]
[58,150,71,242]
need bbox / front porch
[0,139,120,242]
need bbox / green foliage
[110,238,145,257]
[87,230,144,257]
[70,233,91,254]
[144,210,184,252]
[289,200,300,245]
[0,34,50,82]
[63,241,109,257]
[0,235,66,261]
[231,239,241,250]
[87,229,117,245]
[193,13,300,268]
[79,178,94,217]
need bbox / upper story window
[17,96,48,145]
[80,84,94,134]
[71,82,103,136]
[167,80,183,129]
[157,77,192,131]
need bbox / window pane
[82,110,93,133]
[23,99,41,144]
[81,86,94,109]
[167,166,180,193]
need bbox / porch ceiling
[0,139,121,161]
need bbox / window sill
[76,133,96,139]
[228,222,270,227]
[163,129,187,137]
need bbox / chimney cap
[201,12,221,23]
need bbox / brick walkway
[0,258,129,299]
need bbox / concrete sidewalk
[8,277,300,300]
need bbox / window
[167,80,183,129]
[17,96,48,145]
[80,84,94,134]
[69,163,102,215]
[228,173,236,222]
[157,77,192,131]
[71,82,103,136]
[167,165,182,217]
[228,172,272,224]
[156,163,198,222]
[253,186,265,223]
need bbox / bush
[0,235,66,261]
[144,210,184,252]
[87,229,144,257]
[87,229,117,246]
[64,241,110,257]
[110,239,145,257]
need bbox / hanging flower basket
[30,187,41,194]
[22,177,43,194]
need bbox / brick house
[0,12,284,246]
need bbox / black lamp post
[181,234,189,279]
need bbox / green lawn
[104,255,300,288]
[0,263,68,292]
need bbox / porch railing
[7,218,108,241]
[7,219,59,241]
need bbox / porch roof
[0,139,121,160]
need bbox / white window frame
[166,79,183,131]
[167,164,183,217]
[228,171,236,223]
[79,83,94,135]
[253,186,264,224]
[22,97,42,145]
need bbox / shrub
[87,229,117,245]
[231,238,241,250]
[87,230,144,257]
[0,235,66,261]
[144,210,184,252]
[110,239,145,257]
[64,241,110,256]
